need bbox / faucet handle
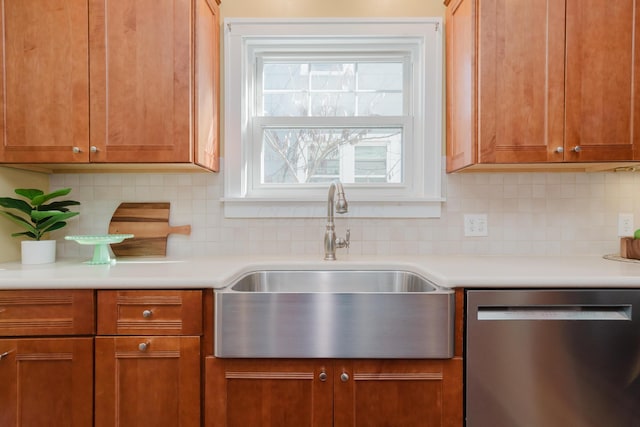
[336,228,351,250]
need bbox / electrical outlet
[464,214,488,237]
[618,213,635,237]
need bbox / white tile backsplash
[49,169,640,259]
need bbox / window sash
[250,116,412,196]
[255,54,412,118]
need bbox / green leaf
[43,221,67,233]
[39,200,81,212]
[14,188,44,201]
[36,212,79,233]
[31,188,73,207]
[11,231,36,239]
[31,210,66,220]
[0,197,32,215]
[0,211,38,236]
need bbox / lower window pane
[261,127,402,184]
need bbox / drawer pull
[319,371,328,382]
[142,309,153,318]
[340,372,350,382]
[0,350,13,361]
[138,342,150,352]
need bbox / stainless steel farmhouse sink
[215,270,455,358]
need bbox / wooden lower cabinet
[205,357,463,427]
[0,337,94,427]
[95,336,201,427]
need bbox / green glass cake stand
[65,234,134,264]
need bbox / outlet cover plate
[464,214,488,237]
[618,213,635,237]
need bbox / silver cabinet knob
[72,146,82,153]
[571,146,582,152]
[90,146,98,153]
[138,342,150,352]
[142,309,153,318]
[0,350,12,361]
[319,371,328,382]
[340,372,349,382]
[555,147,564,153]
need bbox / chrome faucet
[324,180,350,260]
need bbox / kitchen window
[223,19,443,218]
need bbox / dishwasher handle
[477,305,632,321]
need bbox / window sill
[221,197,444,218]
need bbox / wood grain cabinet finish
[0,290,95,427]
[0,290,95,336]
[0,338,94,427]
[0,0,90,163]
[205,358,462,427]
[95,336,201,427]
[0,0,220,172]
[95,290,203,427]
[89,0,220,170]
[97,290,203,336]
[445,0,640,172]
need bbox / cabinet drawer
[0,290,94,336]
[97,290,202,335]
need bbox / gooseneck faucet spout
[324,180,350,260]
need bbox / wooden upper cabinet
[0,0,220,171]
[477,0,565,164]
[564,0,639,161]
[0,0,90,163]
[446,0,640,172]
[89,0,220,170]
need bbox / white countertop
[2,254,640,289]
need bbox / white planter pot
[21,240,56,265]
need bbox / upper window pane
[261,61,404,117]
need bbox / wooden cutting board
[108,202,191,256]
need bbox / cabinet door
[0,338,93,427]
[89,0,192,163]
[95,336,200,427]
[333,359,463,427]
[0,0,89,163]
[564,0,640,161]
[477,0,566,164]
[205,358,333,427]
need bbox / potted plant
[0,188,80,264]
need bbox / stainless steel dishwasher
[466,289,640,427]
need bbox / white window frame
[223,18,444,218]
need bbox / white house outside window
[224,19,443,218]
